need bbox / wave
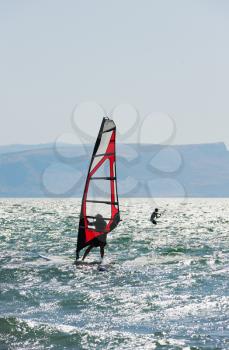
[0,317,84,350]
[0,316,198,350]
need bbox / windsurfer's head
[155,208,159,212]
[95,214,103,220]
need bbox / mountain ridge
[0,143,229,198]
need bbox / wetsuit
[90,218,107,247]
[150,211,160,225]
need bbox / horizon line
[0,141,227,148]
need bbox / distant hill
[0,142,229,197]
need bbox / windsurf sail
[76,117,120,257]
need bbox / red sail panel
[76,118,120,254]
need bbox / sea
[0,198,228,350]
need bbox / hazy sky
[0,0,229,146]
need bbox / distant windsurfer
[150,208,161,225]
[81,214,107,261]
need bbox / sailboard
[76,117,120,259]
[37,254,71,265]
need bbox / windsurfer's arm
[87,219,96,226]
[157,210,166,218]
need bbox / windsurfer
[82,214,107,261]
[75,118,120,266]
[150,208,161,225]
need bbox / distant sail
[76,117,120,255]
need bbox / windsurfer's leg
[82,245,93,261]
[100,246,105,259]
[73,250,80,265]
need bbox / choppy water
[0,198,229,350]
